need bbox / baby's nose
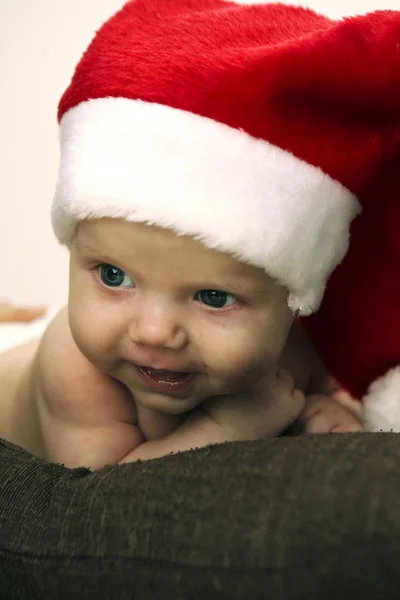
[128,303,188,350]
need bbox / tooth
[147,368,187,380]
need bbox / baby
[3,0,393,470]
[0,217,361,469]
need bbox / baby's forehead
[76,218,276,288]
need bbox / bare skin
[0,312,303,468]
[280,322,363,433]
[0,221,362,469]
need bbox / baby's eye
[98,264,134,288]
[194,289,238,309]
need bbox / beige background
[0,0,399,306]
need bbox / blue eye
[195,289,237,309]
[98,264,134,288]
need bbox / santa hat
[303,158,400,432]
[52,0,400,316]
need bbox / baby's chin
[131,388,204,414]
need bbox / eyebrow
[217,276,268,297]
[74,241,99,255]
[73,241,117,264]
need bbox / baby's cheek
[207,334,274,387]
[69,307,112,366]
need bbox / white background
[0,0,399,307]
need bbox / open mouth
[136,366,195,392]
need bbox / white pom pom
[364,366,400,432]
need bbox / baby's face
[69,219,293,414]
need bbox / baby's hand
[295,390,363,434]
[202,369,305,441]
[120,369,305,463]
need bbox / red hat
[303,158,400,432]
[52,0,400,316]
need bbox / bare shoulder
[36,307,136,425]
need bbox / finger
[276,368,295,391]
[292,388,306,412]
[268,388,305,436]
[301,388,364,432]
[296,394,328,424]
[329,389,363,420]
[304,407,363,434]
[329,421,364,433]
[305,412,339,434]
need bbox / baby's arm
[280,321,363,433]
[120,369,304,463]
[41,359,302,468]
[35,309,304,468]
[31,309,144,469]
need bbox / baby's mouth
[139,366,193,383]
[136,365,195,392]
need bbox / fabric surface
[0,310,57,355]
[1,433,400,599]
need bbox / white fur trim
[364,367,400,432]
[52,98,360,315]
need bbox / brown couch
[1,433,399,599]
